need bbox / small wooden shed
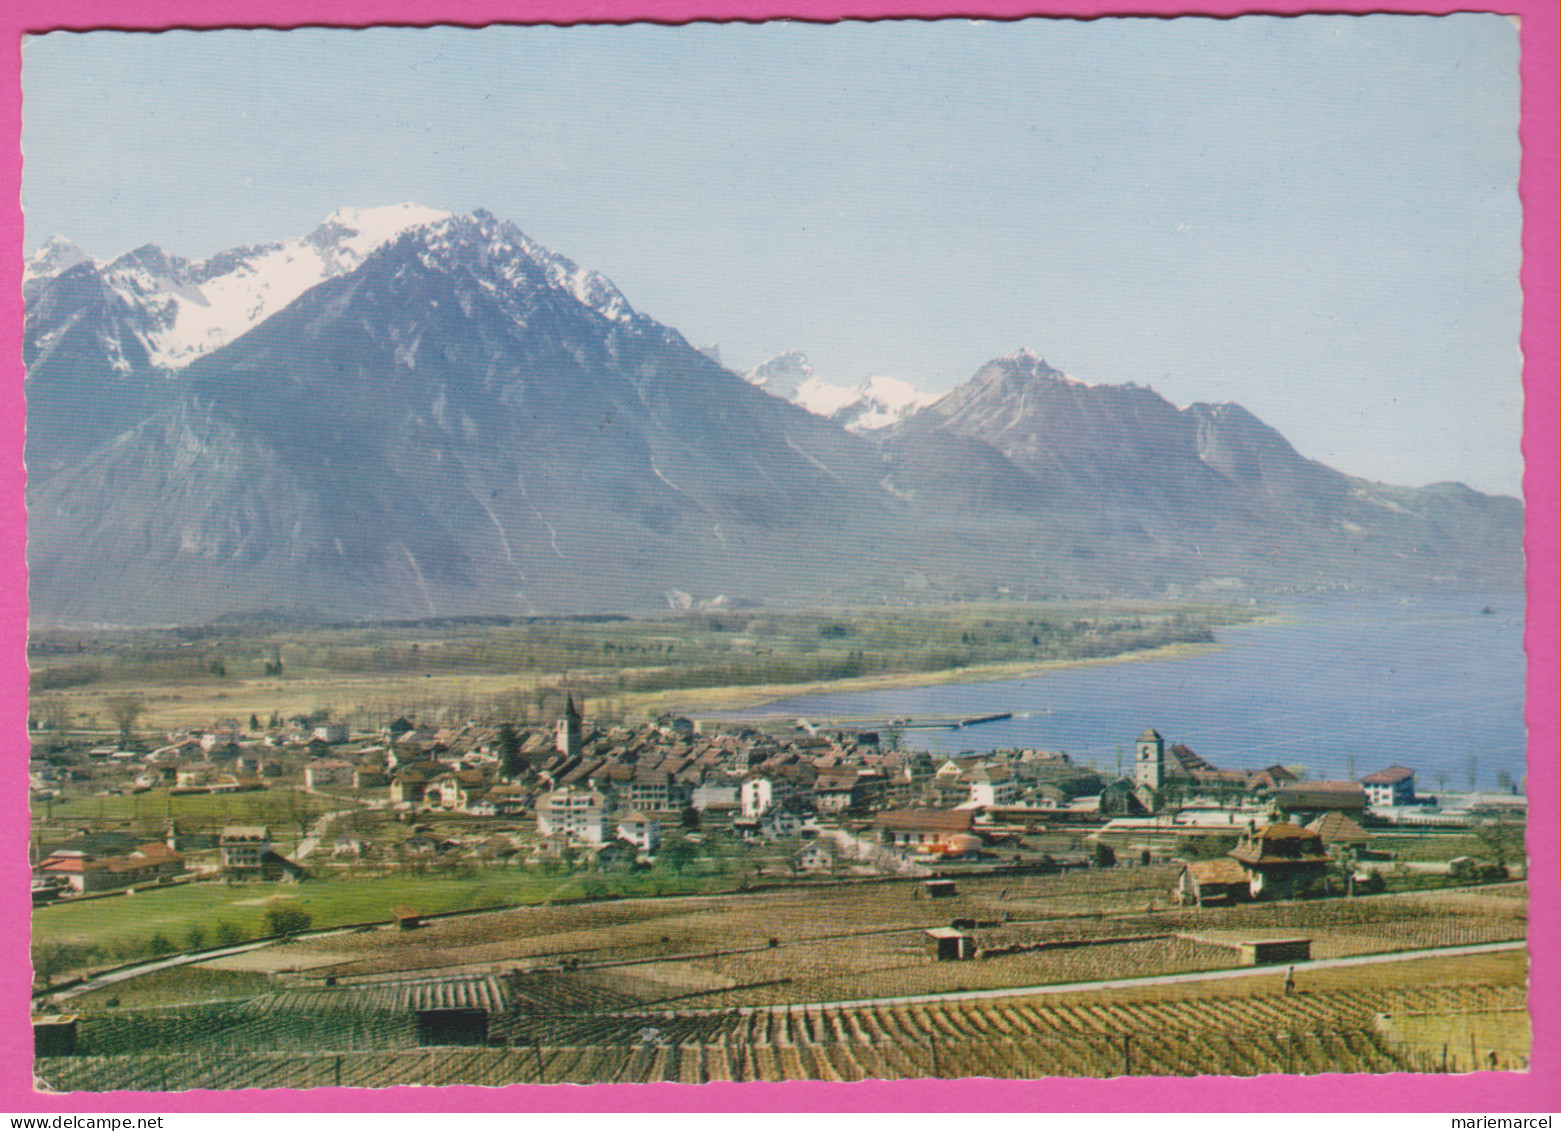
[924,927,975,961]
[1237,937,1312,966]
[32,1015,79,1057]
[923,879,958,899]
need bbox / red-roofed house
[35,842,186,894]
[1361,765,1417,807]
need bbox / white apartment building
[536,784,610,844]
[741,775,793,819]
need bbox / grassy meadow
[33,866,737,975]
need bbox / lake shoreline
[666,594,1523,788]
[652,637,1240,719]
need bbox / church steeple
[554,694,583,759]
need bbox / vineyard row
[40,1027,1416,1092]
[60,982,1524,1061]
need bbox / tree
[1151,778,1187,820]
[1496,769,1514,793]
[31,941,69,987]
[680,806,701,830]
[282,787,317,840]
[37,697,71,734]
[263,907,313,936]
[1175,834,1238,861]
[1474,820,1525,868]
[249,714,261,732]
[663,837,699,874]
[214,921,244,946]
[105,695,145,747]
[147,933,176,957]
[1092,841,1117,868]
[497,723,525,780]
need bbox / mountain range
[22,205,1523,626]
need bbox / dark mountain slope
[26,213,904,624]
[22,256,190,477]
[879,351,1523,596]
[24,219,1523,625]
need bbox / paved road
[751,939,1527,1013]
[294,807,353,860]
[41,926,360,1004]
[45,938,283,1002]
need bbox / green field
[35,875,523,953]
[1367,832,1501,862]
[28,600,1257,734]
[32,842,818,977]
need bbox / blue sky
[20,15,1523,496]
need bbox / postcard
[5,0,1557,1116]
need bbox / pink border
[2,0,1555,1113]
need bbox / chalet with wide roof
[1229,822,1332,899]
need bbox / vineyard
[37,978,1526,1091]
[244,878,1526,1008]
[34,879,1529,1092]
[1147,888,1528,962]
[690,933,1240,1007]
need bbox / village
[30,694,1527,908]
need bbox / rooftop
[1361,766,1417,784]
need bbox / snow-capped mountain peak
[508,224,637,324]
[26,203,458,371]
[23,235,97,288]
[742,350,816,402]
[841,374,940,431]
[997,347,1094,387]
[742,351,937,433]
[395,209,641,326]
[313,203,452,259]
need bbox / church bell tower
[1134,727,1165,792]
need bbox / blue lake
[724,595,1528,790]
